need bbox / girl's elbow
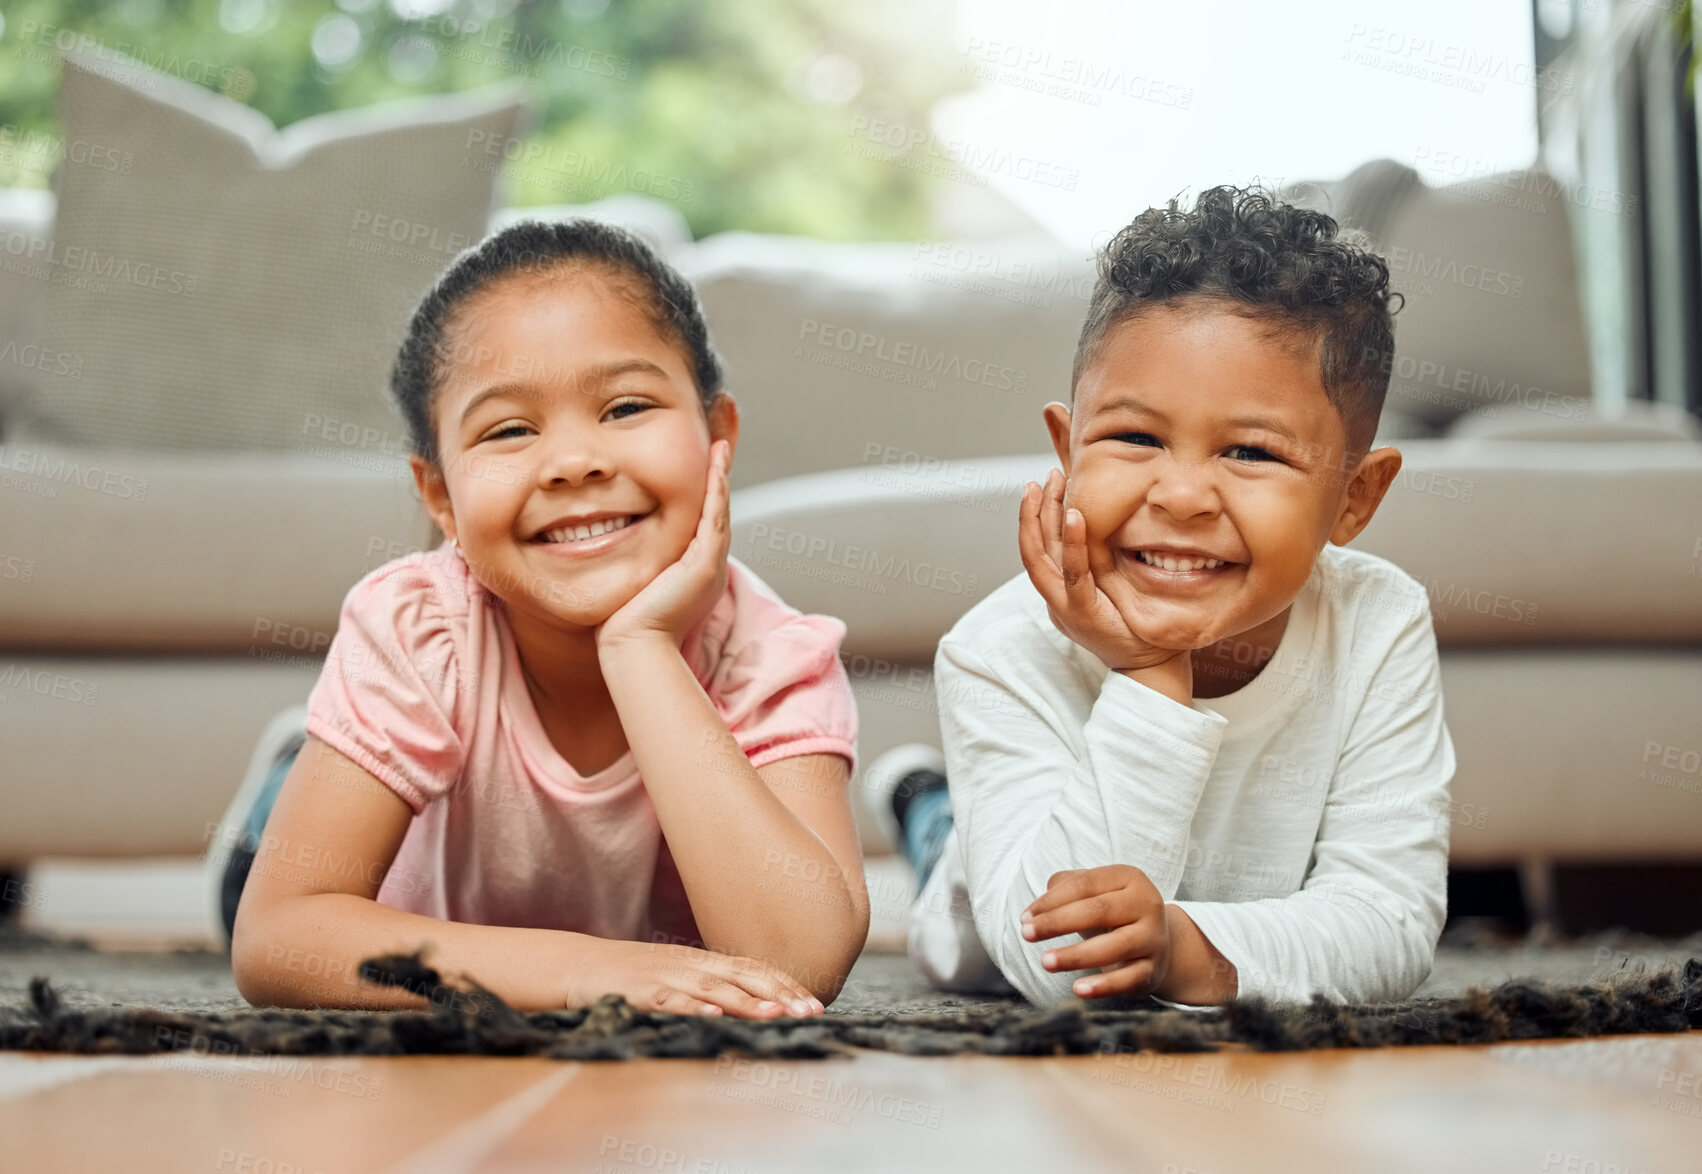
[810,914,871,1006]
[230,937,282,1007]
[229,898,311,1008]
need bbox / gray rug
[3,926,1700,1059]
[4,925,1700,1016]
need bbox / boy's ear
[708,392,740,460]
[1329,446,1402,546]
[410,455,456,544]
[1042,401,1073,476]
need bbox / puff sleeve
[304,558,467,813]
[705,568,858,774]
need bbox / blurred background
[0,0,1699,947]
[0,0,1619,238]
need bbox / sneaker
[204,703,309,945]
[859,742,947,855]
[907,837,1017,996]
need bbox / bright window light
[940,0,1541,249]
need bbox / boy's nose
[1144,459,1220,519]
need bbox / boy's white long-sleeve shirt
[909,543,1455,1007]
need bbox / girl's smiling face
[411,267,737,634]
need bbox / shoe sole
[203,703,310,945]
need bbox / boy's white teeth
[544,516,632,543]
[1138,550,1225,572]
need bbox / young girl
[219,220,867,1017]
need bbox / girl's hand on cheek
[596,440,732,655]
[1018,470,1185,673]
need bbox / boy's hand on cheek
[597,440,732,654]
[1021,864,1171,999]
[1018,470,1187,677]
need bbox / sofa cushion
[681,231,1091,489]
[1290,161,1594,432]
[1447,399,1702,442]
[0,655,323,859]
[6,48,525,453]
[0,442,432,652]
[730,441,1702,654]
[1356,438,1702,644]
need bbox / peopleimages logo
[0,231,196,297]
[417,16,632,78]
[848,117,1081,191]
[463,131,698,203]
[796,319,1028,393]
[0,337,83,379]
[746,523,981,598]
[0,664,100,705]
[958,38,1195,109]
[15,21,251,94]
[0,448,149,501]
[348,210,473,259]
[0,127,134,175]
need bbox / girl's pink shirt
[303,541,857,947]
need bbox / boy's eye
[485,424,531,441]
[1108,433,1281,463]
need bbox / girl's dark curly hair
[1074,185,1401,455]
[391,219,724,467]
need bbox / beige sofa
[3,147,1701,889]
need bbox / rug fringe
[4,955,1698,1060]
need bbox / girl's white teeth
[1138,550,1226,572]
[545,516,632,543]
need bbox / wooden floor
[2,1032,1698,1172]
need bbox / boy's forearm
[1153,904,1238,1005]
[1115,656,1193,707]
[937,644,1224,1005]
[233,891,600,1012]
[598,636,866,999]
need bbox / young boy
[876,185,1455,1007]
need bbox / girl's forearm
[232,891,604,1012]
[599,635,865,995]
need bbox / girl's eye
[485,424,531,441]
[605,400,650,421]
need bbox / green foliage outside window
[0,0,967,240]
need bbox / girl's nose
[536,431,612,487]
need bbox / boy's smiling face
[1047,300,1401,658]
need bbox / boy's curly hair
[1074,185,1401,456]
